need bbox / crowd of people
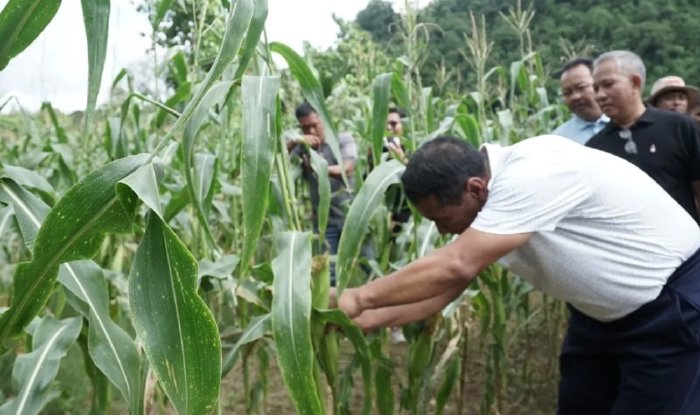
[286,49,700,414]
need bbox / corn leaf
[1,163,54,200]
[193,153,219,215]
[41,102,69,144]
[156,82,192,127]
[0,177,145,413]
[0,179,50,251]
[129,212,221,415]
[162,0,254,143]
[240,75,280,270]
[391,73,410,116]
[370,73,392,168]
[0,206,13,237]
[455,104,482,148]
[198,254,239,281]
[182,81,234,251]
[81,0,110,134]
[59,261,145,415]
[232,0,268,81]
[221,313,271,377]
[117,162,163,218]
[0,317,82,415]
[422,87,436,133]
[271,232,324,415]
[0,0,61,71]
[308,151,330,240]
[0,154,149,343]
[369,338,395,415]
[315,309,373,415]
[336,160,405,294]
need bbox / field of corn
[0,1,577,414]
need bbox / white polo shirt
[471,135,700,321]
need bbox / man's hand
[338,288,363,319]
[386,141,406,162]
[301,134,323,148]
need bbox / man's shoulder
[585,125,615,149]
[337,131,355,143]
[645,107,696,128]
[553,116,577,134]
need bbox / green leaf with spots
[0,154,149,343]
[129,212,221,415]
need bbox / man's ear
[465,177,488,198]
[631,74,644,90]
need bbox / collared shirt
[553,114,609,145]
[472,136,700,321]
[586,107,700,225]
[291,132,358,227]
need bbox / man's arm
[327,132,358,178]
[352,285,466,331]
[693,180,700,214]
[328,159,355,177]
[286,134,323,152]
[338,228,532,320]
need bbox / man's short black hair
[389,107,406,118]
[295,102,316,119]
[402,136,486,205]
[553,57,594,79]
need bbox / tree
[353,0,700,94]
[356,0,400,45]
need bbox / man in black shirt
[586,50,700,225]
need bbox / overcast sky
[0,0,429,113]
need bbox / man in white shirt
[338,136,700,414]
[553,58,609,144]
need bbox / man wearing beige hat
[646,76,699,114]
[586,50,700,225]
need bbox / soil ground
[220,314,563,415]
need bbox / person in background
[690,97,700,126]
[552,58,609,145]
[287,102,358,286]
[586,50,700,225]
[337,135,700,414]
[385,107,407,162]
[646,75,699,114]
[383,107,412,224]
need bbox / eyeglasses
[387,121,400,127]
[618,128,637,154]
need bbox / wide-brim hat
[646,76,699,106]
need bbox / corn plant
[0,0,573,414]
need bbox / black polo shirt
[586,107,700,225]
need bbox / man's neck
[480,147,492,183]
[579,112,603,123]
[612,101,647,128]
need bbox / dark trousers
[558,248,700,415]
[320,223,375,287]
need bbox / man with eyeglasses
[553,58,609,145]
[586,50,700,225]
